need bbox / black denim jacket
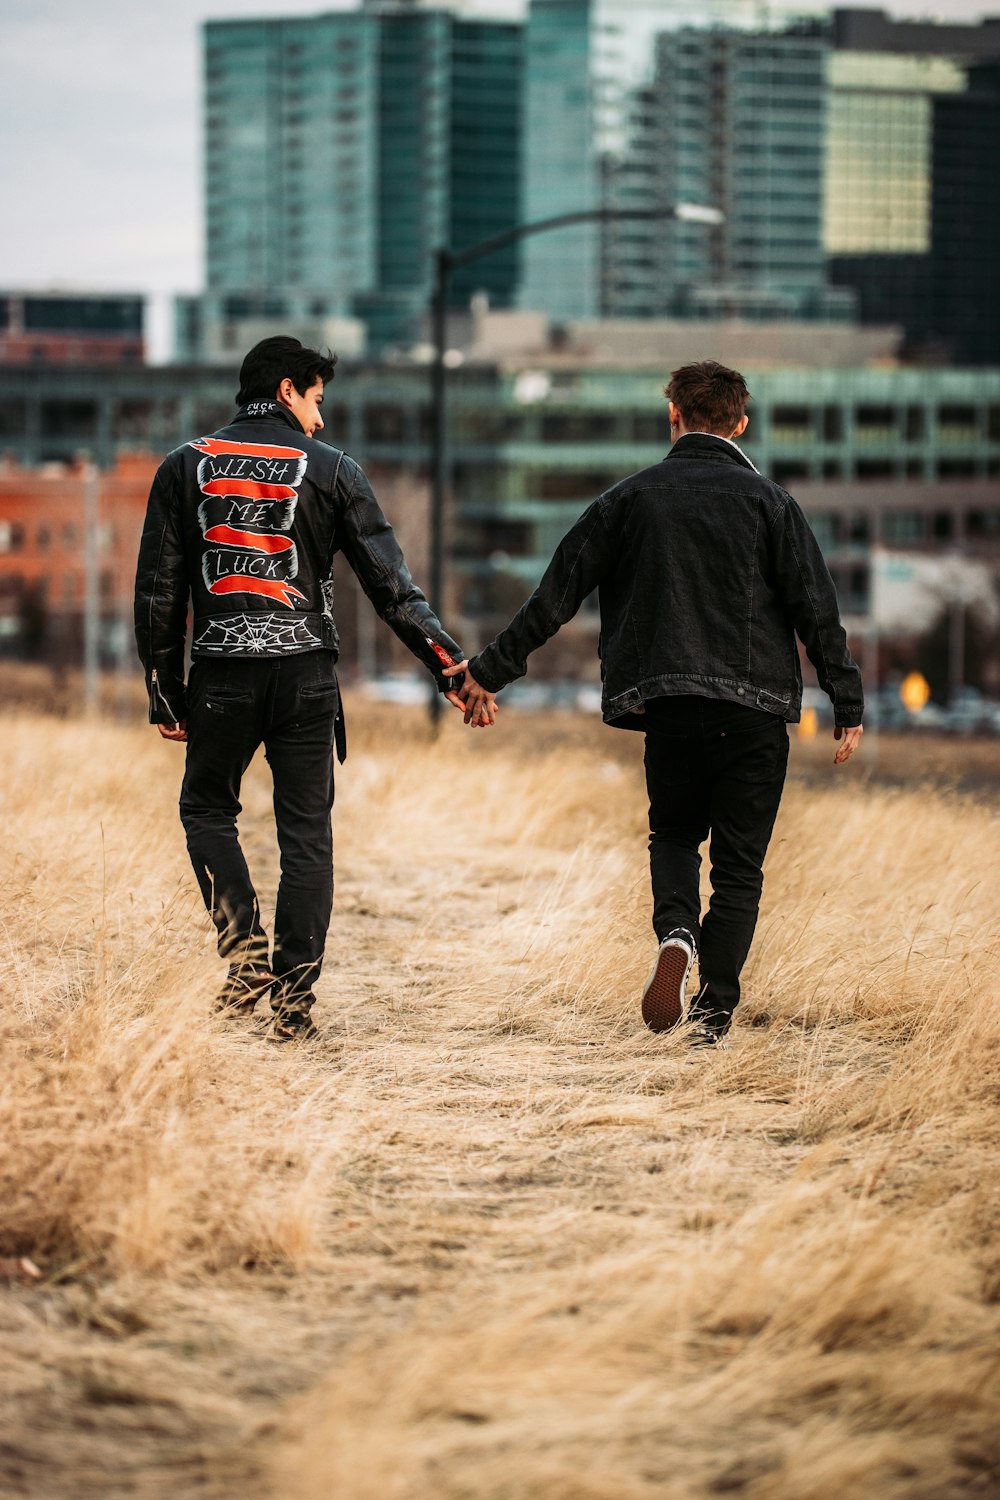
[470,434,863,728]
[134,402,463,724]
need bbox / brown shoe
[215,963,274,1017]
[268,1009,319,1043]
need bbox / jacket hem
[603,674,804,727]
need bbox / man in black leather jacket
[451,361,863,1048]
[135,336,467,1039]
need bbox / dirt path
[1,712,997,1499]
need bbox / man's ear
[733,414,749,439]
[276,377,295,407]
[668,401,679,428]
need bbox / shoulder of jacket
[158,445,191,478]
[600,463,664,506]
[766,482,795,513]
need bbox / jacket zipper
[151,668,177,723]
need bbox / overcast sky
[0,0,993,356]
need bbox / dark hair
[664,360,750,436]
[236,336,337,405]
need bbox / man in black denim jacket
[450,361,863,1046]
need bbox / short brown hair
[665,360,750,436]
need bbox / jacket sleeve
[470,495,615,694]
[338,457,464,689]
[134,455,190,724]
[768,492,864,727]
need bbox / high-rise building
[930,64,1000,367]
[605,20,851,322]
[194,1,521,354]
[520,0,851,324]
[826,10,1000,362]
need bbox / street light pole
[83,464,100,715]
[427,202,723,727]
[428,248,450,728]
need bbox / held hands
[833,724,863,764]
[442,661,499,728]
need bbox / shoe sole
[641,941,692,1032]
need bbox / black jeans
[179,651,339,1011]
[643,695,789,1024]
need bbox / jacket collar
[231,400,306,436]
[667,432,759,473]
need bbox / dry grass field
[1,700,998,1500]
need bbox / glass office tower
[521,0,850,324]
[604,20,847,321]
[824,12,1000,361]
[202,3,521,351]
[824,51,964,257]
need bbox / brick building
[0,454,154,662]
[0,293,145,366]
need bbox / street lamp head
[675,202,725,225]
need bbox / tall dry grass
[0,705,997,1499]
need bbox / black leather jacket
[470,434,863,728]
[134,401,464,724]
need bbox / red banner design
[425,637,458,669]
[204,525,294,554]
[209,575,306,608]
[200,478,299,502]
[191,438,306,461]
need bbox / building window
[771,406,812,441]
[931,511,954,541]
[822,405,842,443]
[537,471,618,501]
[363,405,406,443]
[458,519,532,558]
[3,521,26,553]
[772,461,810,485]
[966,508,1000,539]
[856,460,894,480]
[855,406,895,439]
[938,405,977,440]
[540,414,619,443]
[632,413,665,443]
[882,510,924,544]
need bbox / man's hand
[157,721,187,743]
[443,662,499,728]
[441,659,470,714]
[833,724,863,764]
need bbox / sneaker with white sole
[641,929,696,1033]
[688,1018,732,1051]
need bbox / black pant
[179,651,339,1010]
[643,695,789,1024]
